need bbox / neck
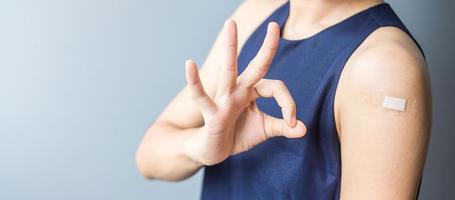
[283,0,384,39]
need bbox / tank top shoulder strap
[321,2,425,81]
[367,3,426,58]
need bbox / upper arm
[153,0,287,129]
[335,27,431,199]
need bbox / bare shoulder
[335,26,431,134]
[344,26,427,91]
[344,26,427,88]
[337,26,429,111]
[231,0,287,48]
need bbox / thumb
[263,113,307,139]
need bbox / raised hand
[184,20,307,166]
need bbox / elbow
[135,126,162,180]
[135,125,199,182]
[135,155,190,181]
[135,146,157,180]
[135,143,188,182]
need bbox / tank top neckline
[276,1,390,44]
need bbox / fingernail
[185,59,192,66]
[225,19,233,27]
[224,20,229,30]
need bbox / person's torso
[201,2,422,199]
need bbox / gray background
[0,0,453,199]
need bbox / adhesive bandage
[382,96,407,112]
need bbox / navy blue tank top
[202,2,423,199]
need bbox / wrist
[182,127,206,168]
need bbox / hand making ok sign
[184,20,307,166]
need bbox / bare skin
[136,0,431,199]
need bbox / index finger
[238,22,280,87]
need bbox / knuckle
[271,80,285,90]
[224,63,236,71]
[249,60,267,73]
[226,43,236,47]
[271,120,285,136]
[266,44,277,51]
[256,65,267,74]
[190,90,204,100]
[274,80,285,87]
[219,96,238,111]
[290,102,296,110]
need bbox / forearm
[135,122,204,181]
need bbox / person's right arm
[134,0,300,181]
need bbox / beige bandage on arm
[382,96,407,112]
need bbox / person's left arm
[335,27,431,200]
